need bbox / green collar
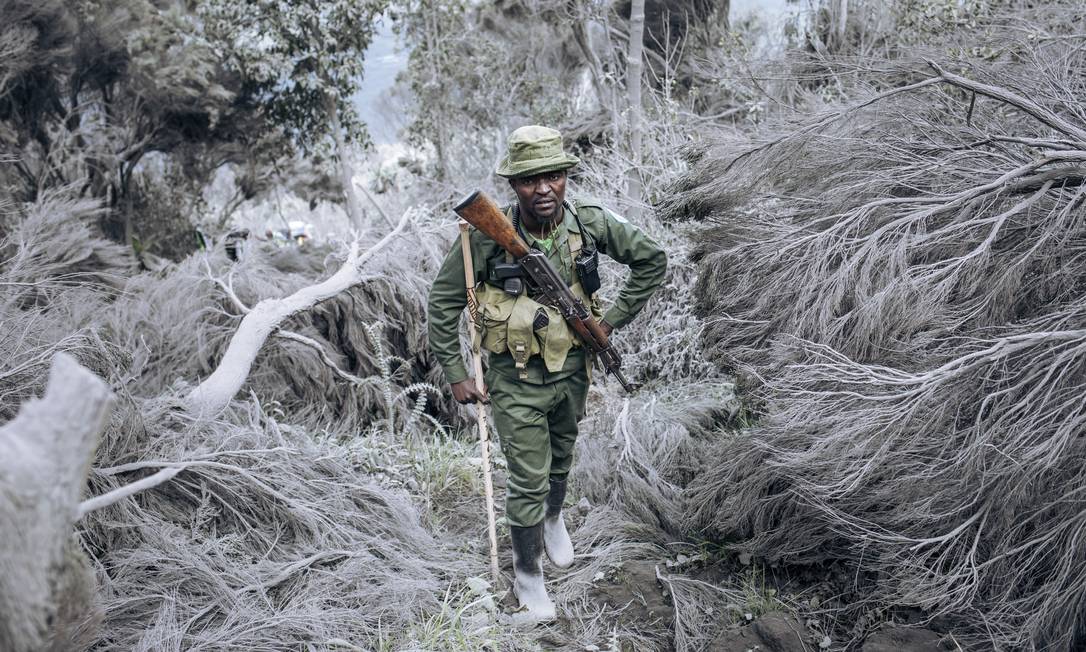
[520,203,578,251]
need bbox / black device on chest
[575,247,601,295]
[492,261,524,296]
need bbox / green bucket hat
[496,125,580,178]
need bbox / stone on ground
[708,610,809,652]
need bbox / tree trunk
[835,0,849,51]
[626,0,646,219]
[326,93,367,232]
[569,1,610,113]
[0,353,113,652]
[425,2,450,181]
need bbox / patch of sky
[352,13,405,145]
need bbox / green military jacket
[427,198,667,385]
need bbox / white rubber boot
[543,515,574,568]
[510,523,556,625]
[543,477,574,568]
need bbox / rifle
[453,190,640,393]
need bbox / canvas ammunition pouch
[477,209,603,379]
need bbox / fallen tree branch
[204,264,379,388]
[187,211,411,416]
[721,76,944,176]
[927,60,1086,143]
[668,31,1086,648]
[273,329,380,388]
[239,550,354,592]
[77,466,184,518]
[92,458,304,511]
[205,260,250,314]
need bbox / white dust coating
[187,212,411,416]
[0,353,113,652]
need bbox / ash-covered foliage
[0,191,134,418]
[663,4,1086,649]
[0,188,473,648]
[84,395,464,650]
[0,189,452,420]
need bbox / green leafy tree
[198,0,388,153]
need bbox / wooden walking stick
[459,221,502,586]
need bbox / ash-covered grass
[1,181,749,650]
[0,190,480,649]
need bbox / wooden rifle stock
[453,190,640,393]
[453,191,531,259]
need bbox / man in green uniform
[427,125,667,624]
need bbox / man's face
[510,169,567,223]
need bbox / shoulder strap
[565,199,596,253]
[568,230,582,257]
[504,204,516,264]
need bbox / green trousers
[486,366,589,528]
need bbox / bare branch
[187,211,411,416]
[77,466,184,518]
[273,329,379,387]
[928,60,1086,143]
[204,258,251,314]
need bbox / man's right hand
[451,378,489,404]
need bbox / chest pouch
[492,261,524,296]
[575,247,601,296]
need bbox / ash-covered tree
[0,0,386,259]
[389,0,732,191]
[390,0,590,184]
[1,0,238,248]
